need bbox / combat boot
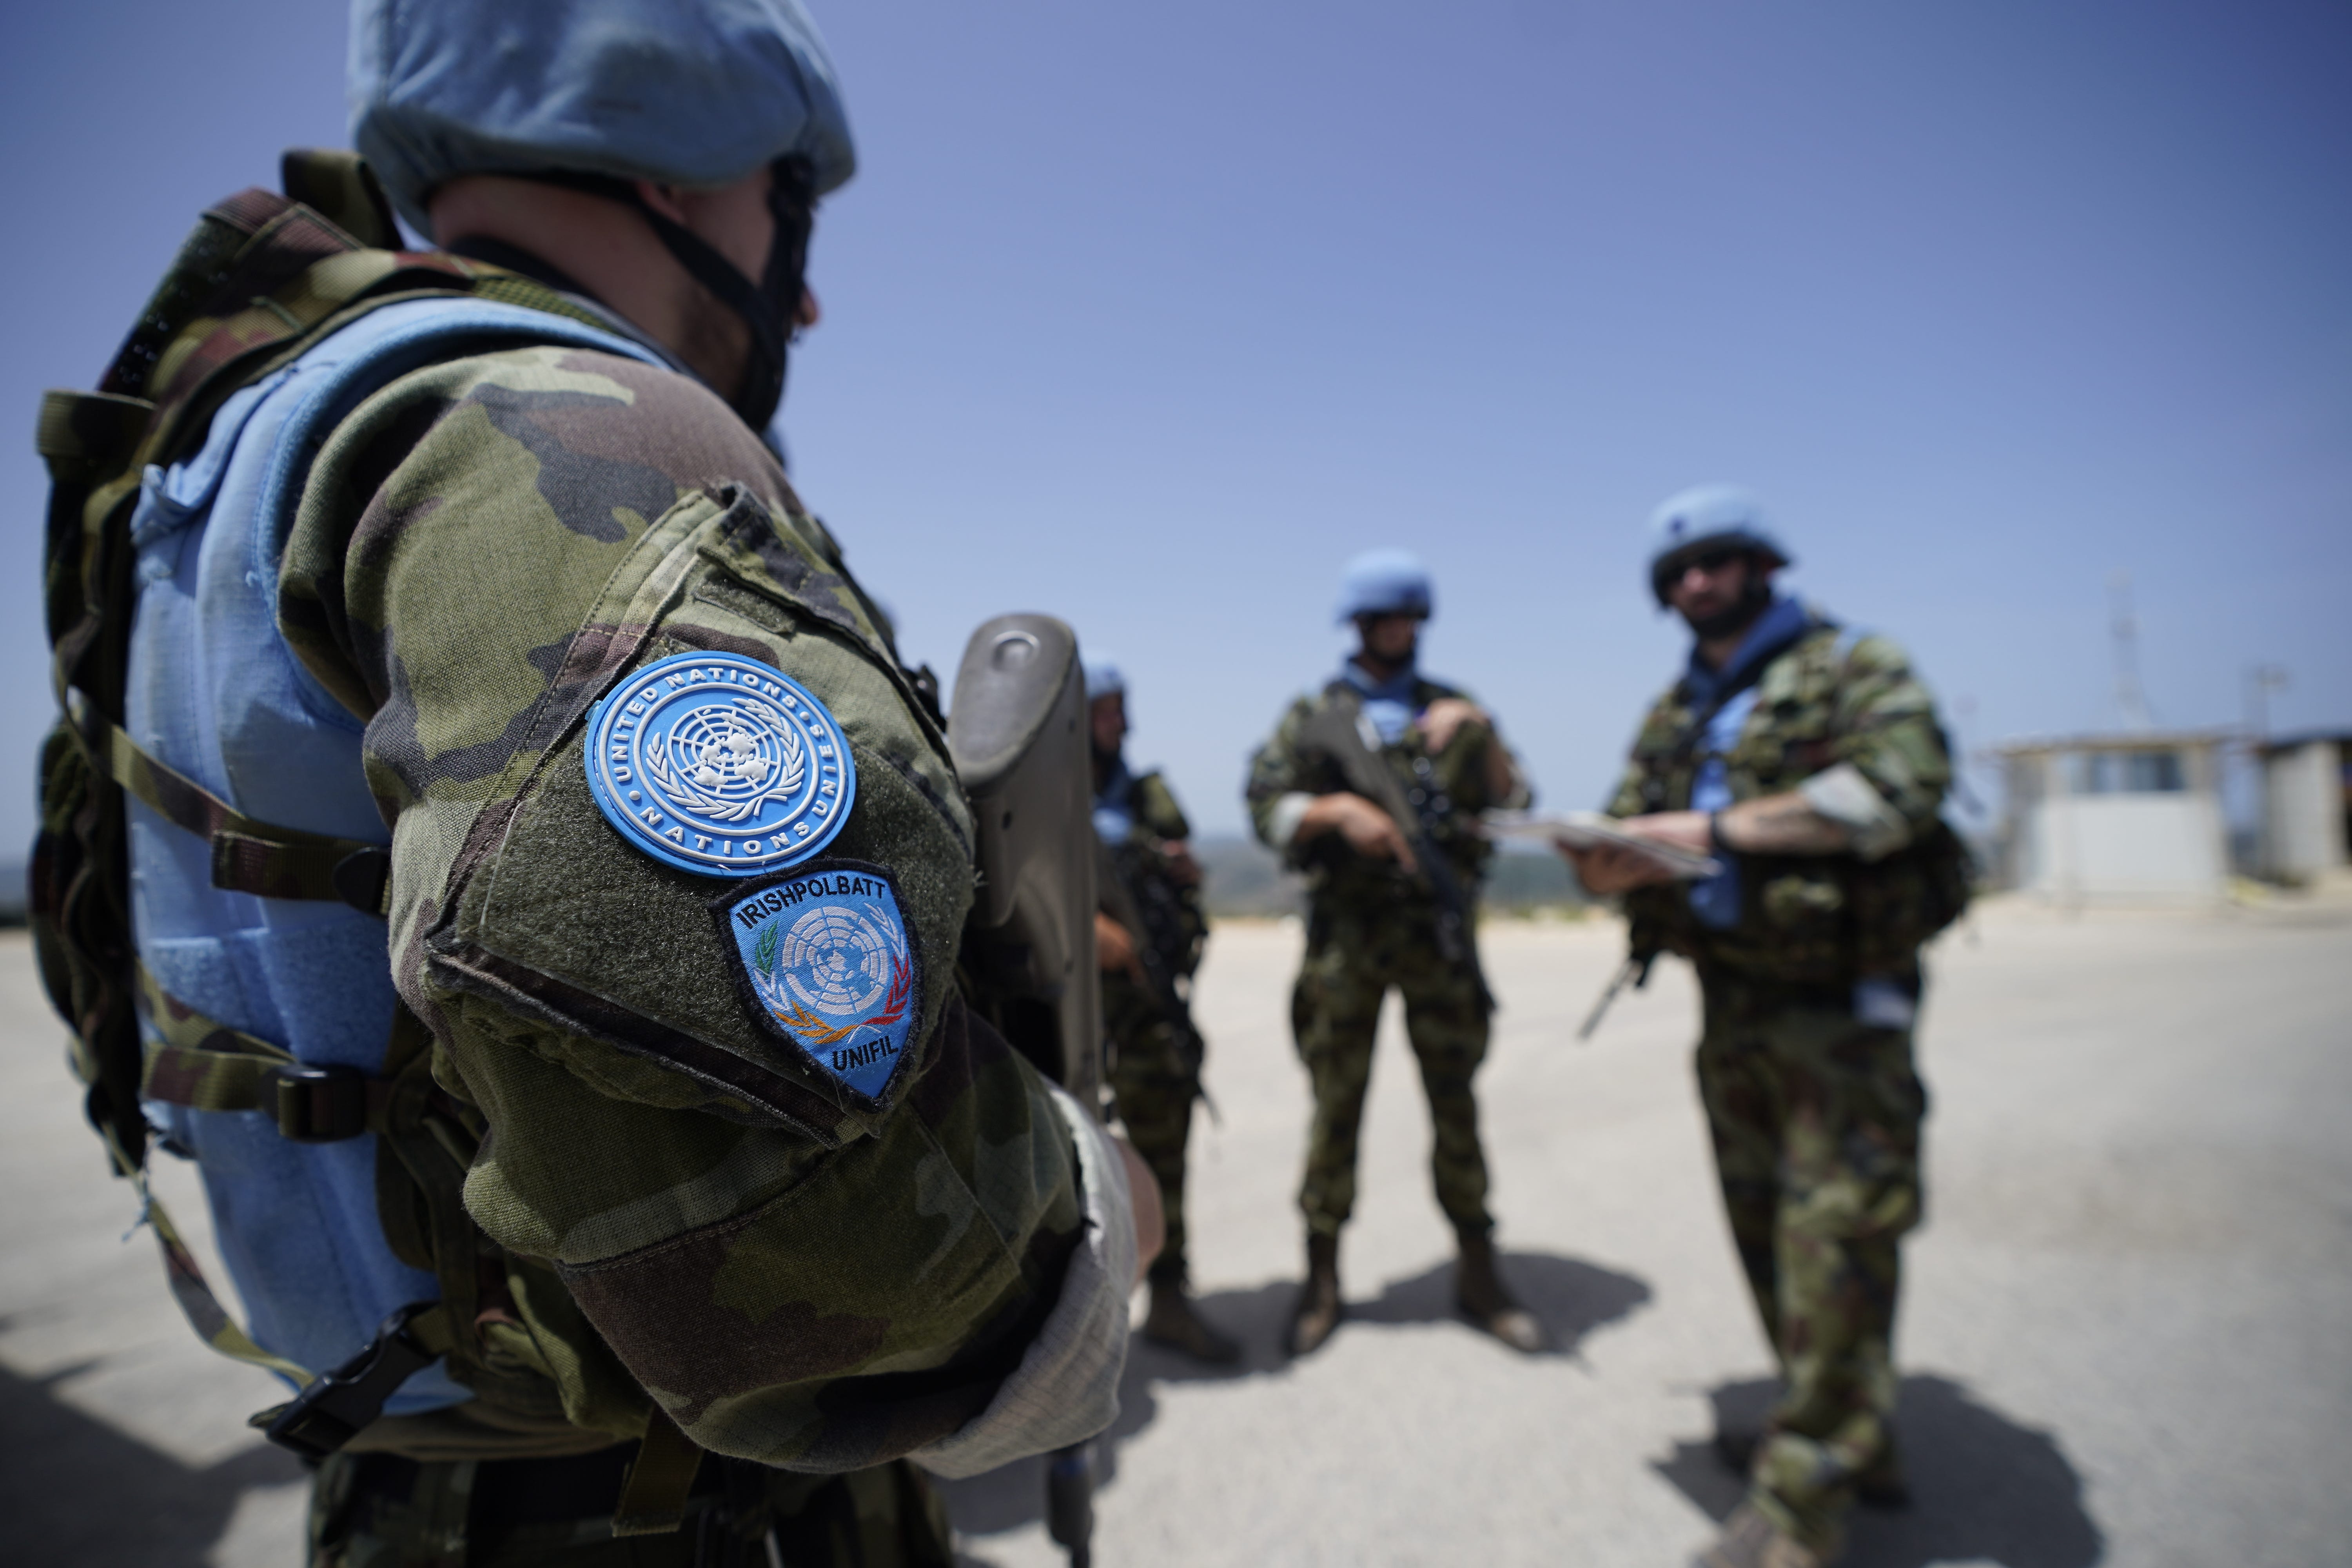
[1286,1233,1343,1357]
[1142,1276,1242,1364]
[1692,1501,1827,1568]
[1455,1232,1543,1353]
[1713,1428,1911,1511]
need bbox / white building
[1996,732,2229,904]
[2258,731,2351,883]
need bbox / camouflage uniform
[1608,614,1960,1557]
[1247,679,1528,1240]
[309,1447,953,1566]
[44,261,1131,1557]
[1099,770,1210,1287]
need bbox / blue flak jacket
[124,297,660,1411]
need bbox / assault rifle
[1097,837,1216,1122]
[946,613,1102,1568]
[1297,686,1493,1013]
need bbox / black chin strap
[523,162,814,433]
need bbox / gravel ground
[2,890,2346,1567]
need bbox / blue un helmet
[1082,654,1125,702]
[1334,549,1434,625]
[1645,484,1793,604]
[349,0,857,432]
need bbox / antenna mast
[2108,570,2154,731]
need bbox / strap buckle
[331,846,391,915]
[262,1301,443,1461]
[273,1063,369,1142]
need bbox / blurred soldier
[1245,551,1542,1357]
[31,2,1154,1562]
[1087,657,1241,1363]
[1563,487,1969,1568]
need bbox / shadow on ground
[940,1249,1650,1548]
[1653,1375,2105,1568]
[0,1357,306,1565]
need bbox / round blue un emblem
[584,651,858,877]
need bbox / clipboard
[1483,810,1723,881]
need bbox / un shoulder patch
[586,651,857,877]
[712,860,924,1111]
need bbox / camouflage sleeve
[1243,696,1325,855]
[1604,685,1683,818]
[280,343,1114,1470]
[1603,762,1649,819]
[1824,633,1952,837]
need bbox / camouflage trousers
[307,1444,955,1567]
[1291,900,1493,1240]
[1105,970,1203,1287]
[1695,965,1928,1557]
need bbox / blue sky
[5,0,2347,846]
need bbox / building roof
[1993,729,2231,759]
[2256,728,2352,758]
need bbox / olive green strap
[35,388,156,470]
[141,1182,320,1387]
[132,963,398,1139]
[71,694,388,909]
[121,973,468,1435]
[612,1405,706,1537]
[134,960,293,1109]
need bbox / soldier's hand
[1619,809,1713,854]
[1301,792,1418,873]
[1095,911,1147,982]
[1114,1133,1166,1284]
[1159,837,1204,888]
[1559,839,1677,894]
[1417,697,1490,753]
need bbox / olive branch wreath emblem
[749,904,913,1049]
[642,695,805,824]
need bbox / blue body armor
[123,297,660,1410]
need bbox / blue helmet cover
[1082,655,1125,703]
[1646,484,1793,587]
[1335,548,1435,624]
[351,0,857,234]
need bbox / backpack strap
[69,694,390,912]
[278,149,401,251]
[133,962,409,1141]
[128,961,477,1454]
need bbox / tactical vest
[32,152,671,1466]
[1618,626,1973,985]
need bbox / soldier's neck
[1695,633,1745,670]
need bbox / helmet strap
[524,162,815,433]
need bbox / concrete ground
[2,891,2347,1566]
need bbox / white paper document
[1483,810,1723,881]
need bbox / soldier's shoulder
[1637,669,1691,716]
[1412,673,1477,704]
[1268,688,1325,732]
[364,341,796,510]
[1128,769,1189,831]
[1795,619,1920,685]
[1839,627,1918,674]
